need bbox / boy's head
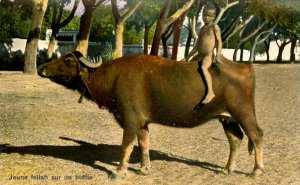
[203,3,216,25]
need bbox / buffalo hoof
[220,168,232,175]
[136,167,150,176]
[109,171,127,180]
[250,168,263,177]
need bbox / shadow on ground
[0,137,236,177]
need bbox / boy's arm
[214,24,223,64]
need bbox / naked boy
[182,3,223,109]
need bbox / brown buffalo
[38,51,264,179]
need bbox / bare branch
[192,16,198,39]
[59,0,80,28]
[249,23,278,62]
[164,0,196,27]
[214,0,239,24]
[120,1,142,23]
[240,20,266,44]
[51,0,57,28]
[95,0,107,7]
[111,0,120,22]
[57,0,64,24]
[256,24,278,45]
[225,15,254,42]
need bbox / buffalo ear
[63,53,78,64]
[63,52,77,61]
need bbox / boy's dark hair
[204,2,217,13]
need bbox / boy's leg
[201,55,215,104]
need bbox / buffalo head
[38,51,102,90]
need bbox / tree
[222,15,253,43]
[24,0,48,74]
[249,24,277,62]
[161,24,173,57]
[272,26,294,63]
[125,0,162,54]
[171,12,186,60]
[150,0,196,56]
[90,5,115,43]
[276,39,291,62]
[0,0,32,40]
[248,0,300,62]
[76,0,106,57]
[214,0,240,24]
[47,0,80,59]
[290,37,297,62]
[233,17,266,61]
[111,0,142,58]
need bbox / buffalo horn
[79,56,102,68]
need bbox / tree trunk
[47,0,79,59]
[150,0,196,56]
[184,28,192,57]
[143,25,150,55]
[290,38,297,62]
[47,29,59,59]
[171,13,186,60]
[233,42,241,62]
[76,8,94,57]
[150,0,171,56]
[111,0,142,58]
[150,21,164,56]
[239,43,244,62]
[276,45,284,63]
[24,0,48,74]
[264,40,270,62]
[162,37,168,57]
[161,25,173,58]
[113,23,124,58]
[276,40,291,63]
[47,35,57,60]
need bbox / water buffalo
[38,51,264,179]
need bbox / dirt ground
[0,64,300,185]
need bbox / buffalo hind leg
[137,125,151,175]
[220,119,244,174]
[111,126,137,180]
[237,115,264,176]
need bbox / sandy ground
[0,64,300,185]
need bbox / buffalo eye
[65,58,72,63]
[65,58,76,67]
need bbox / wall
[10,38,300,61]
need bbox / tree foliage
[90,5,115,42]
[249,0,300,33]
[0,1,32,40]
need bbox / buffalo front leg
[137,125,151,175]
[220,119,244,175]
[111,127,137,180]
